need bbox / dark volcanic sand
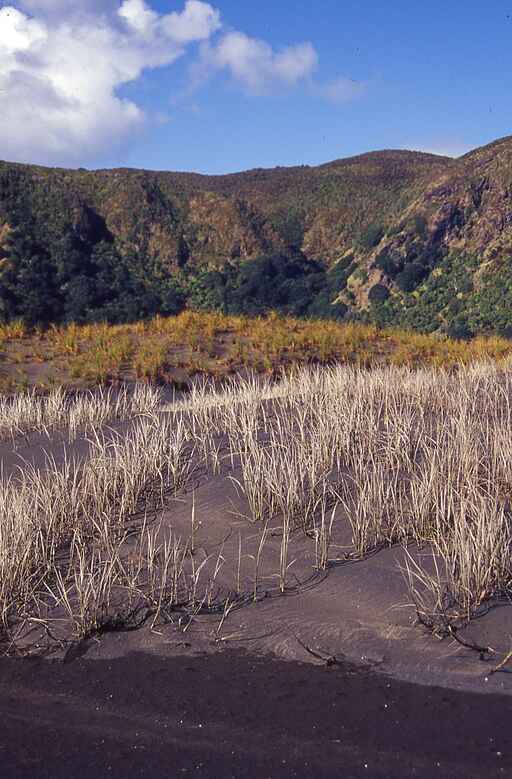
[3,421,512,777]
[1,648,511,778]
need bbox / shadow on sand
[1,648,511,778]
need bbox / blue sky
[0,0,510,172]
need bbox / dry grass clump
[0,383,162,441]
[172,362,512,632]
[0,411,199,642]
[3,360,512,653]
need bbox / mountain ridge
[0,145,455,175]
[1,135,512,335]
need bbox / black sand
[1,648,511,778]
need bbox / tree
[226,254,324,317]
[395,262,428,292]
[368,283,390,303]
[85,243,185,323]
[51,228,97,323]
[359,223,385,250]
[375,251,400,277]
[189,268,233,313]
[447,317,473,340]
[0,225,60,325]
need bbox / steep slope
[346,136,512,335]
[3,136,512,334]
[0,150,453,269]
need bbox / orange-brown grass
[69,332,134,384]
[0,320,28,341]
[1,311,512,392]
[133,338,175,382]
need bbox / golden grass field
[1,311,512,392]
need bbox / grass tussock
[0,383,162,441]
[164,360,512,630]
[2,361,512,654]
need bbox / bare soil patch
[1,648,512,778]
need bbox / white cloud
[0,6,46,52]
[196,31,318,94]
[161,0,221,44]
[0,0,221,165]
[17,1,119,17]
[118,0,159,39]
[191,32,368,110]
[312,76,368,104]
[0,1,366,167]
[118,0,220,42]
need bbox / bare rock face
[0,222,11,257]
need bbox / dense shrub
[270,209,305,251]
[395,262,428,292]
[0,222,185,326]
[188,253,346,320]
[413,214,428,237]
[359,223,385,250]
[374,251,400,277]
[447,318,473,340]
[368,283,390,303]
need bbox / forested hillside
[2,136,512,336]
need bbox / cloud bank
[0,1,365,166]
[0,0,223,164]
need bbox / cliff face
[369,138,512,269]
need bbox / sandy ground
[1,647,512,778]
[4,425,512,694]
[55,463,510,699]
[3,423,512,776]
